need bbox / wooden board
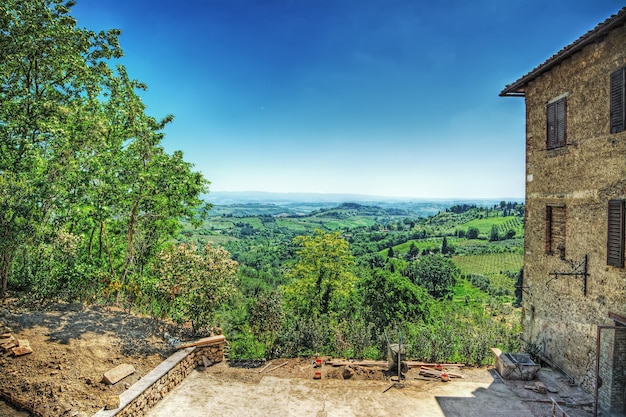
[326,360,387,367]
[103,364,136,385]
[419,367,464,379]
[176,335,226,349]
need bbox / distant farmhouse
[501,7,626,415]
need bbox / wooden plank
[407,361,464,369]
[266,362,288,373]
[419,367,464,379]
[326,360,387,367]
[103,364,136,385]
[258,362,272,373]
[176,335,226,349]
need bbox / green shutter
[610,68,625,134]
[547,98,567,149]
[607,199,625,267]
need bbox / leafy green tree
[249,290,284,356]
[403,254,459,299]
[283,230,356,317]
[408,242,419,259]
[0,0,209,301]
[467,227,479,239]
[0,0,125,297]
[357,269,431,329]
[155,242,239,333]
[387,246,395,258]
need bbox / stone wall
[521,16,626,411]
[92,342,223,417]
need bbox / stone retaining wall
[93,342,224,417]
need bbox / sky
[70,0,623,199]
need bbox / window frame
[607,199,625,267]
[610,67,626,134]
[545,204,566,258]
[546,97,567,150]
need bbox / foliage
[155,242,239,333]
[249,290,285,356]
[0,0,209,304]
[283,230,356,317]
[403,255,459,299]
[357,269,431,329]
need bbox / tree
[155,242,239,333]
[283,230,356,317]
[357,269,431,329]
[387,246,395,258]
[0,0,123,297]
[403,254,459,299]
[467,227,479,239]
[441,236,449,254]
[249,290,284,355]
[489,225,499,242]
[0,0,210,301]
[408,242,420,259]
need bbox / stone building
[500,7,626,415]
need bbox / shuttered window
[546,205,566,257]
[611,68,626,134]
[547,98,567,149]
[607,199,625,267]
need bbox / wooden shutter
[547,98,567,149]
[607,199,625,267]
[555,98,566,147]
[610,68,625,134]
[546,205,566,255]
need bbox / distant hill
[204,191,521,218]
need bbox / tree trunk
[0,250,11,299]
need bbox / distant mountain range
[204,191,523,218]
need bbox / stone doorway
[596,321,626,416]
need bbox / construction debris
[524,381,547,394]
[11,339,33,357]
[265,362,288,373]
[419,366,464,379]
[175,335,226,349]
[258,362,272,373]
[0,334,17,353]
[103,363,136,385]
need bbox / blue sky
[72,0,622,199]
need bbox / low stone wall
[93,342,224,417]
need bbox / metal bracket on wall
[547,254,589,296]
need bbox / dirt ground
[0,301,596,417]
[0,300,187,417]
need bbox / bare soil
[0,300,186,417]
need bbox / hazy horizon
[72,1,619,199]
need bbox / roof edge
[500,7,626,97]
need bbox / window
[546,205,566,257]
[547,97,567,149]
[607,199,625,267]
[611,67,626,134]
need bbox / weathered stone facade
[501,7,626,415]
